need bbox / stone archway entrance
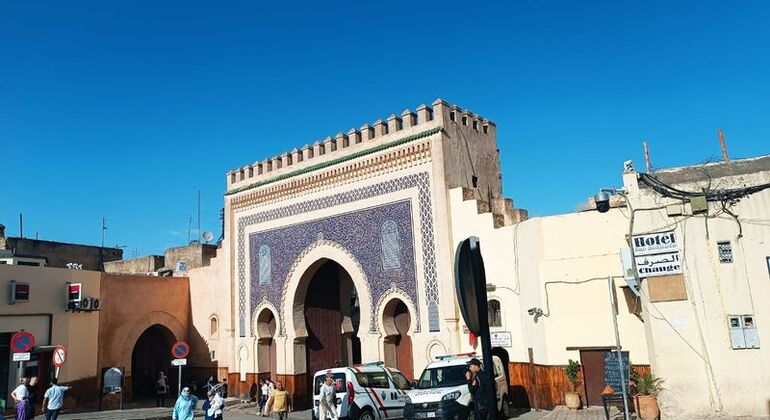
[303,259,361,388]
[382,298,414,380]
[256,308,278,381]
[131,324,175,399]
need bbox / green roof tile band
[226,126,442,196]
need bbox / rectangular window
[717,241,733,263]
[355,372,390,389]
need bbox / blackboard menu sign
[604,351,630,392]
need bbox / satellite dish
[203,231,214,243]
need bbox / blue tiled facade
[236,171,440,337]
[249,200,418,334]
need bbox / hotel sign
[632,230,682,278]
[632,231,678,256]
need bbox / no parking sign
[171,341,190,359]
[53,345,68,367]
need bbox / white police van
[404,353,509,420]
[312,362,413,420]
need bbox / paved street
[33,404,616,420]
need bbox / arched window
[488,300,502,327]
[210,316,219,336]
[259,244,272,285]
[380,220,401,270]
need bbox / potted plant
[563,359,581,410]
[634,372,664,420]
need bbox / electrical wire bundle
[638,172,770,202]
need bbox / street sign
[171,358,187,366]
[52,345,67,367]
[455,238,486,335]
[454,237,497,420]
[171,341,190,359]
[490,331,513,347]
[13,353,31,362]
[10,331,35,353]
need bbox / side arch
[120,311,186,376]
[376,287,418,335]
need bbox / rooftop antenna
[203,231,214,244]
[19,213,23,238]
[187,216,192,243]
[643,140,652,173]
[718,128,730,162]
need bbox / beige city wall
[187,247,233,372]
[623,161,770,418]
[0,265,101,405]
[448,187,650,367]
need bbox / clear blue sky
[1,1,768,256]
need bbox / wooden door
[580,350,607,407]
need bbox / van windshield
[314,373,346,395]
[416,365,468,389]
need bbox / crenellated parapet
[225,99,497,192]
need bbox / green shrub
[635,372,665,396]
[564,359,581,392]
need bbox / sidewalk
[540,406,630,420]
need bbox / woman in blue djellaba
[172,387,199,420]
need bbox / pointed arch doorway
[303,260,362,372]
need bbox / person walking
[318,374,337,420]
[259,380,269,415]
[266,380,291,420]
[41,378,71,420]
[202,392,213,420]
[220,378,228,399]
[157,371,169,407]
[465,358,495,420]
[11,377,31,420]
[172,387,199,420]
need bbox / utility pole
[718,128,730,162]
[101,217,107,248]
[197,190,201,242]
[609,277,631,420]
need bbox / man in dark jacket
[465,358,496,420]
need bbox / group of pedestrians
[169,374,231,420]
[10,376,71,420]
[260,379,290,419]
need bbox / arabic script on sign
[634,251,682,278]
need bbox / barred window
[718,241,733,264]
[488,299,502,327]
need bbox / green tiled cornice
[225,126,441,196]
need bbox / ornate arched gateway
[222,99,520,405]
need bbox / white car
[404,353,509,420]
[312,362,413,420]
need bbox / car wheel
[500,395,510,419]
[359,409,375,420]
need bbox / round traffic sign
[10,331,35,353]
[171,341,190,359]
[52,345,67,367]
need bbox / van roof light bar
[435,352,476,360]
[354,361,385,367]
